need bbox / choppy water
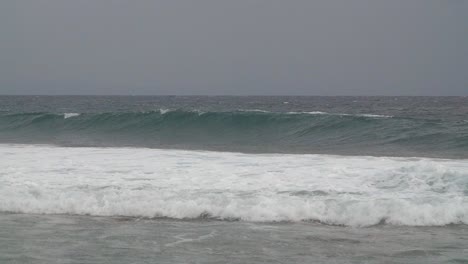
[1,96,467,263]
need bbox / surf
[1,144,467,227]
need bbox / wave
[0,110,466,158]
[1,145,467,227]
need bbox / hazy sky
[2,1,467,95]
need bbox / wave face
[0,110,466,158]
[1,145,467,227]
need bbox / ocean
[1,96,467,263]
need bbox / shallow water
[1,213,467,264]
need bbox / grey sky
[2,1,467,95]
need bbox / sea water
[0,96,467,263]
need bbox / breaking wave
[0,145,467,227]
[0,110,466,157]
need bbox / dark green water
[0,96,467,158]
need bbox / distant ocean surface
[1,96,467,264]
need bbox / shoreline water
[2,213,467,264]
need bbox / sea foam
[63,113,81,119]
[1,144,467,227]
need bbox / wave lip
[1,144,467,227]
[286,111,392,118]
[63,113,81,119]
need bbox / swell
[0,110,466,158]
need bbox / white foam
[355,113,393,118]
[159,108,171,114]
[329,112,392,118]
[241,109,270,113]
[63,113,81,119]
[286,111,392,118]
[0,144,466,227]
[287,111,328,115]
[157,108,205,115]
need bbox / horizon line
[0,94,466,97]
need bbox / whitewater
[2,144,467,227]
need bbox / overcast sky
[2,1,467,96]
